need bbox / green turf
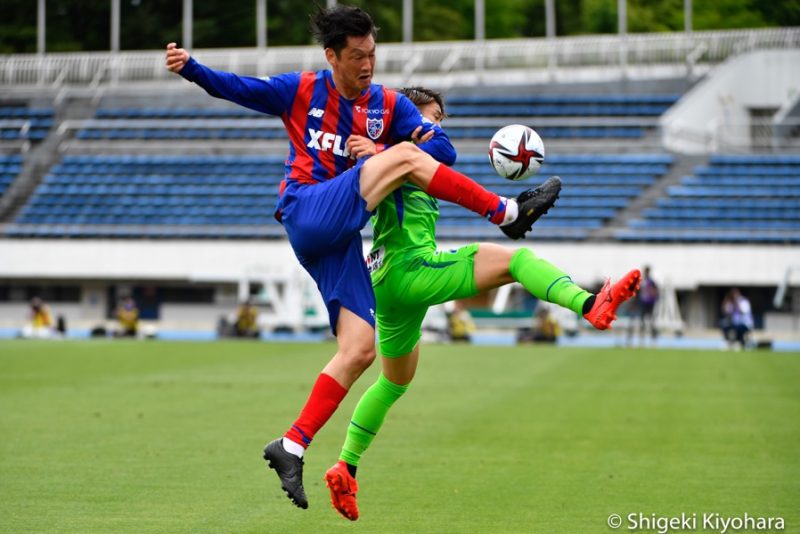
[1,341,798,533]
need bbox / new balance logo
[308,108,325,118]
[307,128,350,157]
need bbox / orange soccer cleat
[583,269,642,330]
[324,461,360,521]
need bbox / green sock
[509,248,592,315]
[340,373,409,467]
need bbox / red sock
[426,164,507,224]
[284,373,348,448]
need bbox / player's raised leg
[359,143,561,240]
[473,244,641,329]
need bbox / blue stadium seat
[0,107,54,142]
[9,148,677,239]
[81,98,675,142]
[623,154,800,243]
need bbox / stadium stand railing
[616,154,800,243]
[1,28,797,87]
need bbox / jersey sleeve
[417,122,457,166]
[390,94,456,166]
[179,57,299,116]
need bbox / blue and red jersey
[179,59,455,189]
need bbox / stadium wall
[1,240,796,333]
[2,240,794,288]
[661,50,800,153]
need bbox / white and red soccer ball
[488,124,545,181]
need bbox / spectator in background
[518,303,562,344]
[634,265,659,344]
[532,304,561,343]
[21,297,54,339]
[115,296,139,338]
[720,288,753,350]
[235,298,261,338]
[447,300,475,342]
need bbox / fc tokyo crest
[366,118,384,140]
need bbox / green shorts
[373,243,479,357]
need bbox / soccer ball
[488,124,545,181]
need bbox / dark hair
[310,4,378,56]
[399,86,447,118]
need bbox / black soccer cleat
[263,438,308,509]
[500,175,562,240]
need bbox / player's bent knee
[378,143,422,173]
[355,348,377,371]
[340,345,376,372]
[394,141,421,157]
[398,143,429,171]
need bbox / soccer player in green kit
[324,87,642,521]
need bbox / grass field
[1,340,798,533]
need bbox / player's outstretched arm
[163,42,297,116]
[165,43,189,73]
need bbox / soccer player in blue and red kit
[165,4,561,510]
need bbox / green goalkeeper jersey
[367,184,440,285]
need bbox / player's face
[418,101,444,125]
[327,34,376,99]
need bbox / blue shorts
[278,161,375,335]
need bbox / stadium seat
[78,95,677,142]
[0,107,54,141]
[0,153,23,197]
[621,154,800,243]
[9,151,674,240]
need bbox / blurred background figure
[518,302,562,344]
[21,297,54,339]
[115,296,140,338]
[532,303,561,343]
[720,288,754,350]
[633,265,660,345]
[447,300,475,342]
[234,298,261,338]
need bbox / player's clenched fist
[346,135,377,160]
[165,43,189,73]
